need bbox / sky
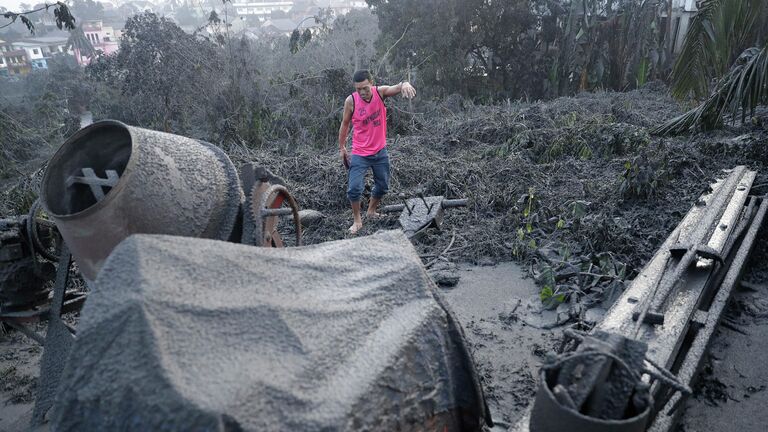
[0,1,31,12]
[0,1,125,12]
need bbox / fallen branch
[425,230,456,269]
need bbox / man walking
[338,70,416,234]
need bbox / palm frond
[66,26,96,58]
[670,0,725,100]
[670,0,764,100]
[655,42,768,135]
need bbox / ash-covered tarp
[50,230,491,431]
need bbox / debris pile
[218,84,767,310]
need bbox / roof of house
[262,18,299,32]
[128,0,155,6]
[11,41,44,48]
[23,35,69,44]
[262,17,316,32]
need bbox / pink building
[74,20,122,66]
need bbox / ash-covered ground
[2,84,768,430]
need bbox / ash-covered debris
[3,85,760,311]
[50,231,490,431]
[214,85,768,312]
[427,261,460,287]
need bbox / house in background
[75,21,122,66]
[260,17,316,37]
[3,48,30,76]
[0,40,12,77]
[18,35,70,69]
[0,34,70,76]
[233,0,295,22]
[315,0,367,16]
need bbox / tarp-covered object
[51,231,490,431]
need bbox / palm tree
[655,0,768,135]
[66,25,96,63]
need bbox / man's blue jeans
[347,147,390,202]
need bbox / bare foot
[348,221,363,234]
[365,212,381,219]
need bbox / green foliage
[366,0,667,99]
[567,200,590,219]
[66,26,95,61]
[539,285,566,306]
[537,264,565,307]
[87,13,222,133]
[619,154,666,200]
[366,0,549,99]
[636,57,649,88]
[70,0,104,22]
[660,0,768,134]
[290,28,313,54]
[556,0,663,95]
[670,0,766,100]
[657,43,768,134]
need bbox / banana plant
[556,0,663,95]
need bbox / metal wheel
[250,182,302,247]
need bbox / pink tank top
[351,86,387,156]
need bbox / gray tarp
[50,230,490,431]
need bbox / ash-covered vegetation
[2,1,768,311]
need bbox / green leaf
[539,285,554,302]
[569,200,590,219]
[670,0,766,101]
[538,264,555,287]
[657,41,768,135]
[517,227,525,241]
[556,219,566,229]
[528,238,537,249]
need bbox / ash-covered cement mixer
[27,121,312,424]
[40,120,244,281]
[23,121,488,431]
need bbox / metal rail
[513,167,766,432]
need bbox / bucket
[529,368,651,432]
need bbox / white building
[667,0,699,54]
[0,35,70,74]
[316,0,368,16]
[232,0,294,21]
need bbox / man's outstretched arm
[378,81,416,99]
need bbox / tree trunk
[558,1,580,96]
[666,0,674,59]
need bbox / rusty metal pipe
[381,204,405,213]
[40,120,243,280]
[442,199,468,208]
